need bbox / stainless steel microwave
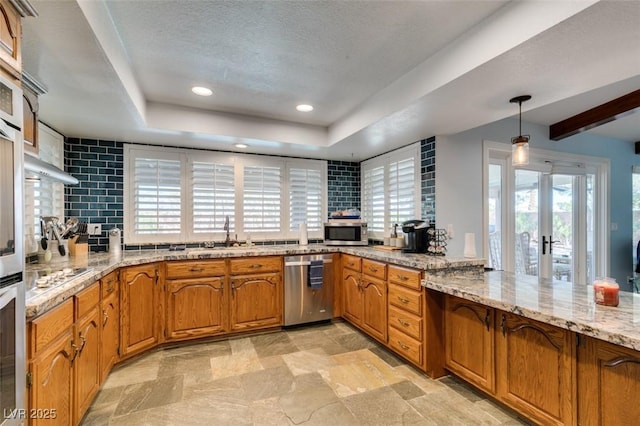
[324,222,368,246]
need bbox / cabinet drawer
[388,265,422,290]
[166,260,226,279]
[75,282,100,319]
[389,283,423,316]
[389,327,423,367]
[389,305,423,341]
[342,254,361,272]
[229,256,281,274]
[362,259,386,280]
[29,298,74,357]
[101,271,118,298]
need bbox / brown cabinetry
[28,299,74,426]
[73,285,101,423]
[0,0,21,78]
[100,271,119,382]
[577,336,640,426]
[22,83,38,153]
[120,263,161,358]
[496,311,575,426]
[444,296,494,393]
[229,256,283,331]
[387,265,427,369]
[341,255,387,344]
[165,260,226,340]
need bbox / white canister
[463,232,477,258]
[299,222,308,246]
[109,228,122,256]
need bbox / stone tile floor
[81,321,529,425]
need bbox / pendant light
[509,95,531,166]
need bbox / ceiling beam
[549,89,640,141]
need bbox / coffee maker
[401,220,429,253]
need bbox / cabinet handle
[106,283,114,293]
[397,296,410,304]
[397,274,409,281]
[189,267,205,272]
[250,264,263,269]
[78,333,87,353]
[103,309,109,326]
[368,266,378,273]
[484,309,491,331]
[69,341,79,365]
[500,314,506,337]
[398,341,410,350]
[397,318,410,327]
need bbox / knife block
[68,236,88,257]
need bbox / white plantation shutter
[133,157,182,234]
[361,143,420,239]
[362,165,385,233]
[243,165,281,233]
[289,167,323,231]
[191,161,235,234]
[389,157,416,226]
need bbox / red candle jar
[593,277,619,307]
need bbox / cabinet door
[577,336,640,426]
[341,269,362,325]
[361,275,387,343]
[74,306,101,423]
[496,312,575,426]
[100,291,119,383]
[444,296,494,393]
[0,0,21,77]
[23,85,38,154]
[29,329,74,426]
[230,272,282,331]
[120,264,160,357]
[166,276,226,340]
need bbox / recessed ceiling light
[235,143,248,149]
[296,104,314,112]
[192,86,213,96]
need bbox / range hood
[24,154,78,185]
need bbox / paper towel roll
[299,222,308,246]
[463,233,477,258]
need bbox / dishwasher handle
[284,259,333,267]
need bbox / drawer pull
[397,318,410,327]
[106,283,114,293]
[103,309,109,326]
[368,266,378,272]
[397,274,409,281]
[397,296,410,304]
[398,341,410,350]
[250,264,263,269]
[189,267,205,272]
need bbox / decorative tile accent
[327,160,360,216]
[421,136,436,224]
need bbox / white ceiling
[21,0,640,161]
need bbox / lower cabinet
[342,266,363,324]
[444,296,494,393]
[120,263,161,358]
[577,336,640,425]
[360,273,387,343]
[28,299,75,426]
[74,305,100,422]
[100,273,119,383]
[165,260,227,340]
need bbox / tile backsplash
[62,139,434,251]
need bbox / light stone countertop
[423,270,640,352]
[25,244,485,318]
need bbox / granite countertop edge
[423,270,640,352]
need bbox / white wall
[436,117,635,289]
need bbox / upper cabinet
[0,0,37,80]
[22,71,46,154]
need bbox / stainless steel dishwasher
[284,253,334,326]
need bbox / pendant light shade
[510,95,531,166]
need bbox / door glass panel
[551,175,573,281]
[515,170,539,277]
[488,164,502,269]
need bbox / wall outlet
[88,223,102,236]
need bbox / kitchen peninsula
[24,245,640,425]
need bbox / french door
[485,142,607,284]
[513,168,593,283]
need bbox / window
[24,124,65,254]
[124,145,327,244]
[633,166,640,277]
[361,143,420,239]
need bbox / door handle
[542,235,560,255]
